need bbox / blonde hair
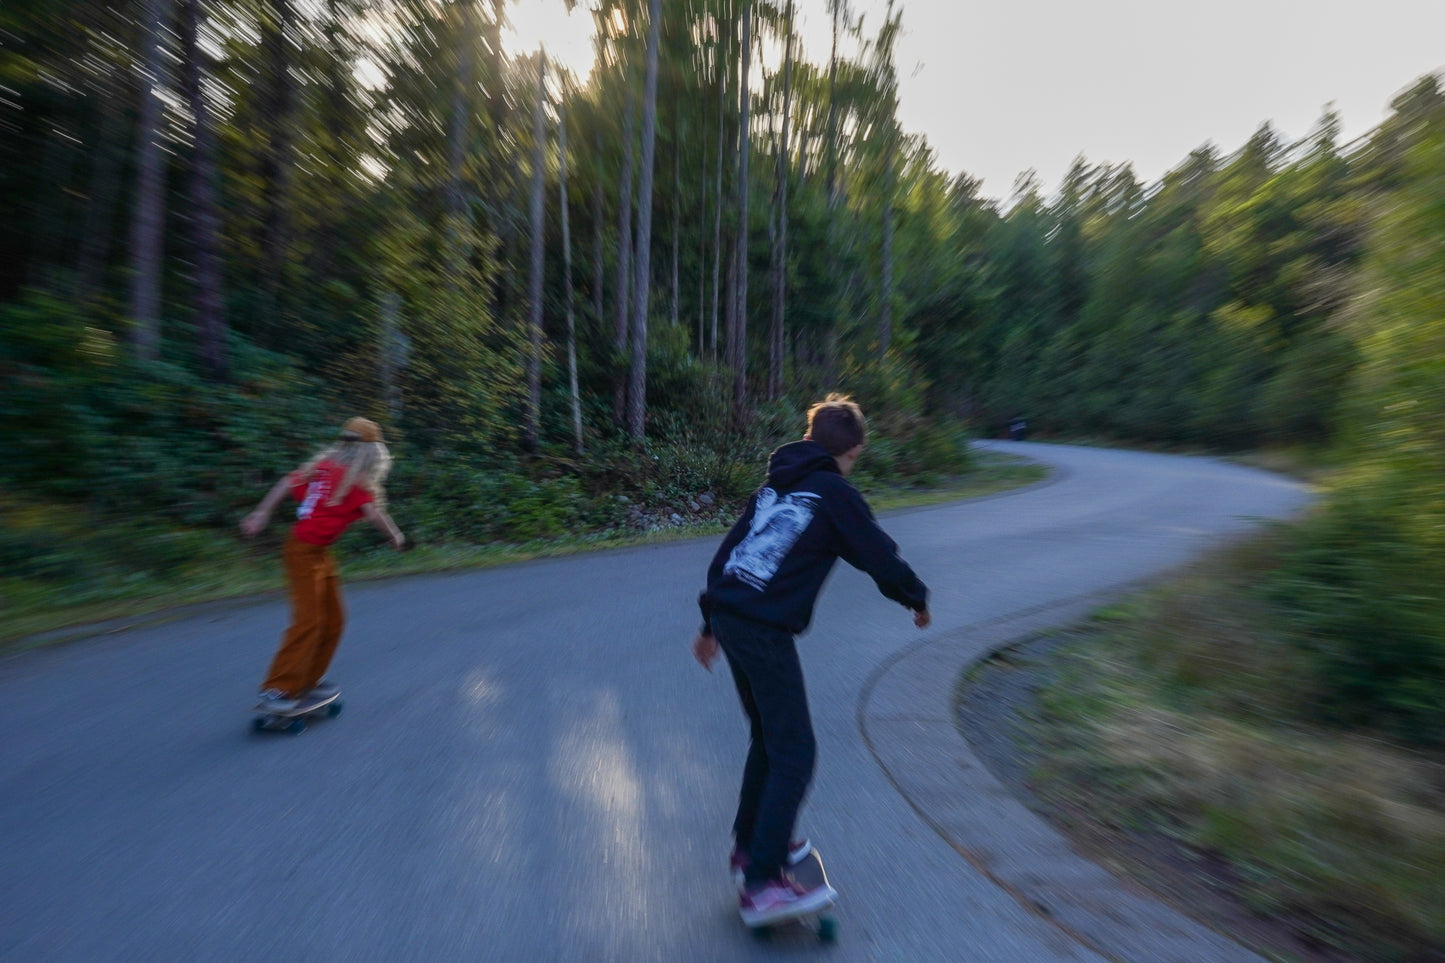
[296,439,393,508]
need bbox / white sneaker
[306,681,340,700]
[255,689,300,714]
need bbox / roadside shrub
[0,291,120,493]
[1269,495,1445,745]
[485,473,589,541]
[0,292,336,523]
[852,417,973,489]
[0,526,97,582]
[648,439,759,504]
[392,454,614,544]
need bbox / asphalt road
[0,442,1309,962]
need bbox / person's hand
[913,608,931,629]
[692,632,719,671]
[390,531,407,551]
[240,511,268,538]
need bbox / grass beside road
[1,451,1046,651]
[1011,534,1445,962]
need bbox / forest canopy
[1,1,1442,738]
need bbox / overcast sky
[506,0,1445,202]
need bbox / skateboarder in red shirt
[241,417,405,714]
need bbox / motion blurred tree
[128,0,171,361]
[524,53,548,452]
[2,0,1440,537]
[627,0,662,442]
[180,0,230,381]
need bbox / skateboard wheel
[287,718,306,735]
[327,702,343,718]
[817,916,838,942]
[251,718,265,733]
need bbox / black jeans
[712,611,817,886]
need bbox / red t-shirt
[289,460,375,546]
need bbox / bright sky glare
[501,0,1445,203]
[503,0,597,82]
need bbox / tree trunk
[767,109,779,397]
[822,0,847,387]
[723,247,738,379]
[613,90,636,427]
[628,0,662,443]
[523,54,547,452]
[879,136,894,358]
[259,0,297,336]
[591,138,605,327]
[309,0,357,283]
[697,109,707,354]
[769,0,794,400]
[768,161,782,400]
[730,0,752,418]
[446,0,477,275]
[670,134,680,328]
[559,82,583,455]
[30,119,80,290]
[128,0,170,361]
[180,0,229,381]
[76,72,130,306]
[825,1,843,209]
[710,23,726,363]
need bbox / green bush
[1268,122,1445,747]
[0,526,97,581]
[391,453,623,544]
[1269,497,1445,744]
[0,291,338,522]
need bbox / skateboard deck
[251,690,342,735]
[745,849,838,942]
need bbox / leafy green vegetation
[0,452,1039,649]
[1,2,1442,753]
[1024,536,1445,961]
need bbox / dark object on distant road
[1008,417,1028,441]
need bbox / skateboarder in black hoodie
[693,394,930,926]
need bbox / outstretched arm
[362,502,405,550]
[832,485,930,617]
[240,475,292,537]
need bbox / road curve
[0,442,1308,962]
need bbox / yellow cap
[339,417,382,443]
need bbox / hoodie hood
[766,440,840,489]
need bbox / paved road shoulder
[859,593,1266,963]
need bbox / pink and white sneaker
[739,874,837,927]
[730,838,813,885]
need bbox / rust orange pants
[261,537,345,697]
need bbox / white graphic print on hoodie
[723,487,821,590]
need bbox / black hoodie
[699,440,928,635]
